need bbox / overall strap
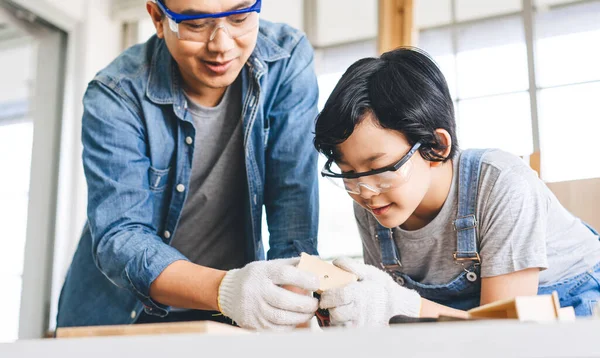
[453,149,490,263]
[376,223,402,270]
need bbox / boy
[313,48,600,326]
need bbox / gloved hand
[218,257,320,330]
[319,258,422,327]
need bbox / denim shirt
[56,20,319,328]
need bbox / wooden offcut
[467,292,575,322]
[378,0,414,54]
[297,253,358,294]
[55,321,247,338]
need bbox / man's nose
[207,24,235,53]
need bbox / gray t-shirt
[172,78,248,271]
[357,149,600,285]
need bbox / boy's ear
[429,129,452,168]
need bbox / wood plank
[297,253,358,294]
[514,296,557,322]
[55,321,247,338]
[468,294,573,322]
[467,297,516,319]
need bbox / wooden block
[468,293,573,322]
[557,307,576,321]
[296,253,358,294]
[55,321,247,338]
[468,298,519,319]
[514,296,557,322]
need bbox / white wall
[455,0,522,21]
[305,0,377,48]
[261,0,304,31]
[43,0,85,20]
[416,0,452,28]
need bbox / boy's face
[148,0,258,92]
[334,113,433,229]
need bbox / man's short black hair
[314,47,458,163]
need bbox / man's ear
[429,129,452,168]
[146,1,165,39]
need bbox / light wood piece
[528,151,541,177]
[546,177,600,230]
[55,321,247,338]
[297,253,358,294]
[467,293,575,322]
[378,0,415,54]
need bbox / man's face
[334,113,432,229]
[149,0,258,92]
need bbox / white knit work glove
[319,258,422,327]
[218,258,320,331]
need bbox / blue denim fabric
[377,149,600,315]
[538,261,600,316]
[56,20,320,328]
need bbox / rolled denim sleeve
[82,80,188,316]
[264,35,320,259]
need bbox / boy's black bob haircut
[314,47,458,163]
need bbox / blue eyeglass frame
[321,141,422,179]
[155,0,262,23]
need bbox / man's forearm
[149,260,227,311]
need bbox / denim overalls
[375,149,600,316]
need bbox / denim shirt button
[176,184,185,193]
[130,310,136,319]
[395,276,405,285]
[164,230,171,239]
[185,136,193,145]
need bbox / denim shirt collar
[145,31,291,112]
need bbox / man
[57,0,321,331]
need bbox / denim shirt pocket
[148,166,170,192]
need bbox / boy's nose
[357,183,380,199]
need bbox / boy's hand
[319,258,421,327]
[218,258,319,330]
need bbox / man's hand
[218,258,320,330]
[319,258,422,327]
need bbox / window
[418,6,533,157]
[0,38,35,343]
[416,0,600,175]
[535,1,600,182]
[0,2,66,340]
